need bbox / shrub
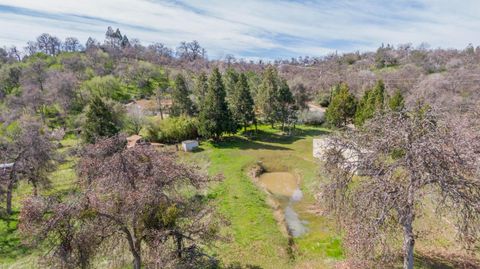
[325,83,357,127]
[42,104,64,129]
[82,96,121,143]
[82,75,131,102]
[316,92,330,107]
[146,116,198,144]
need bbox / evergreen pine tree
[171,74,194,116]
[230,73,256,132]
[257,66,280,128]
[193,72,208,109]
[354,80,385,126]
[82,96,120,143]
[198,68,236,139]
[276,78,295,130]
[389,90,405,112]
[223,67,239,103]
[325,83,357,127]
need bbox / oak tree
[20,135,218,269]
[321,107,480,269]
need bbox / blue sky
[0,0,479,60]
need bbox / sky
[0,0,479,60]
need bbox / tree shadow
[240,127,328,145]
[191,147,205,153]
[211,136,291,151]
[0,213,31,260]
[414,252,479,269]
[222,262,263,269]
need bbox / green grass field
[0,135,79,268]
[0,125,342,269]
[1,125,469,268]
[183,125,342,268]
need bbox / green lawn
[0,125,343,269]
[184,125,342,268]
[0,135,79,268]
[1,125,471,269]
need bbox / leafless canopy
[20,135,219,269]
[320,107,480,268]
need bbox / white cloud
[0,0,479,59]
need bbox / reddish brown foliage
[20,135,219,269]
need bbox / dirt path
[307,102,326,113]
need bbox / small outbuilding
[181,140,199,152]
[0,163,14,169]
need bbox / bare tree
[125,105,146,135]
[320,107,480,269]
[8,46,22,61]
[21,135,219,268]
[85,37,98,52]
[63,37,83,52]
[36,33,62,55]
[18,60,50,121]
[0,47,9,64]
[146,43,173,65]
[44,70,78,111]
[176,41,206,62]
[155,86,170,120]
[24,41,38,56]
[2,116,55,214]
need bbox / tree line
[0,27,309,268]
[320,84,480,269]
[324,79,405,128]
[2,27,480,269]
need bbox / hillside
[1,29,480,269]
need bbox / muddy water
[258,172,308,237]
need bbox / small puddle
[258,172,309,237]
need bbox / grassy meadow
[0,124,468,269]
[0,125,343,269]
[182,125,342,268]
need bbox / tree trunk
[133,253,141,269]
[159,106,164,120]
[31,179,38,196]
[6,178,14,215]
[403,222,415,269]
[402,185,415,269]
[123,226,142,269]
[176,232,183,258]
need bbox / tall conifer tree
[171,74,194,116]
[198,68,235,139]
[82,96,120,143]
[257,66,280,127]
[325,83,357,127]
[230,73,256,132]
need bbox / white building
[313,138,362,174]
[0,163,14,169]
[181,140,199,152]
[313,138,329,159]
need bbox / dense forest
[1,27,480,269]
